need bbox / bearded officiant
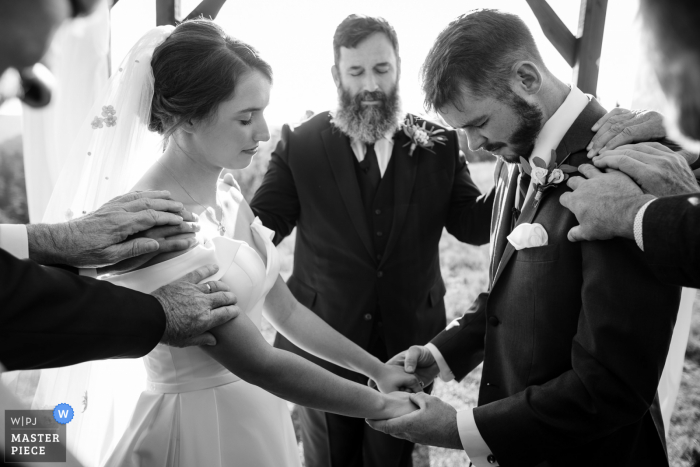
[250,14,494,467]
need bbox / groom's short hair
[421,9,544,112]
[333,15,399,65]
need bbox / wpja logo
[4,408,69,463]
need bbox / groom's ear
[513,61,543,96]
[331,65,341,88]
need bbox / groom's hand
[376,346,440,390]
[366,392,462,449]
[27,190,197,268]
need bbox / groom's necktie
[359,143,381,193]
[512,164,531,225]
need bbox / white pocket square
[507,223,548,250]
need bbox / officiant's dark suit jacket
[0,248,165,371]
[251,112,494,379]
[430,99,681,467]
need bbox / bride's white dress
[101,182,300,467]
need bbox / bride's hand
[380,391,419,419]
[370,363,424,394]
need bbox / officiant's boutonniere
[520,150,577,208]
[402,115,448,156]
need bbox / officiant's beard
[332,85,402,144]
[487,92,544,164]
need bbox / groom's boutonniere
[520,150,577,208]
[402,115,448,156]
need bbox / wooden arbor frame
[526,0,608,96]
[122,0,608,97]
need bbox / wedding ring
[419,380,424,388]
[205,283,212,293]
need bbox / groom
[369,10,681,467]
[251,14,493,467]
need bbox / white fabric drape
[21,0,110,222]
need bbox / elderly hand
[559,165,655,242]
[367,392,462,449]
[152,264,241,347]
[27,190,197,268]
[587,108,666,158]
[369,346,440,391]
[593,142,699,197]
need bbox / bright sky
[2,0,646,128]
[109,0,645,127]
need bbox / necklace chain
[156,160,226,235]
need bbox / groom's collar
[529,85,589,167]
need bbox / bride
[37,19,419,467]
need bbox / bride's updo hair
[149,19,272,136]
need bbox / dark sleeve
[473,238,680,466]
[444,138,495,246]
[643,193,700,288]
[250,123,301,246]
[0,248,165,371]
[429,292,488,380]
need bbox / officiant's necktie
[512,164,531,225]
[359,143,381,192]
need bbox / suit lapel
[490,97,603,290]
[379,130,418,268]
[321,126,375,261]
[489,162,518,285]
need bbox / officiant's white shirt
[0,224,28,259]
[425,85,589,467]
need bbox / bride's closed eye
[240,118,253,126]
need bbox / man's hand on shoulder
[560,165,655,242]
[27,190,198,269]
[152,264,241,347]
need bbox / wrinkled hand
[587,108,666,158]
[381,391,420,419]
[369,363,425,394]
[27,190,195,268]
[152,264,240,347]
[97,217,200,275]
[559,164,655,242]
[592,142,699,197]
[367,392,461,449]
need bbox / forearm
[204,312,403,419]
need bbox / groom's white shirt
[425,85,589,467]
[350,130,395,178]
[0,224,28,259]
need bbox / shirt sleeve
[425,342,456,382]
[0,224,29,259]
[457,409,500,466]
[633,199,656,251]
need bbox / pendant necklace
[157,160,226,236]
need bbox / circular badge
[53,403,74,424]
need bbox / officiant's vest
[353,152,396,264]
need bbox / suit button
[487,454,497,464]
[488,316,500,326]
[376,231,383,236]
[377,271,384,278]
[364,313,372,321]
[375,209,381,215]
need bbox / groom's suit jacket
[430,99,681,466]
[0,248,165,370]
[251,112,494,379]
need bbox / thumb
[408,392,428,409]
[181,332,217,347]
[567,226,584,243]
[404,346,422,373]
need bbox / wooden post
[525,0,576,67]
[573,0,608,95]
[156,0,178,26]
[184,0,228,21]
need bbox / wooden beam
[184,0,228,21]
[526,0,577,67]
[156,0,178,26]
[573,0,608,95]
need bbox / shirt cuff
[633,199,656,251]
[457,409,499,466]
[425,343,455,382]
[0,224,29,259]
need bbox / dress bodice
[105,182,280,393]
